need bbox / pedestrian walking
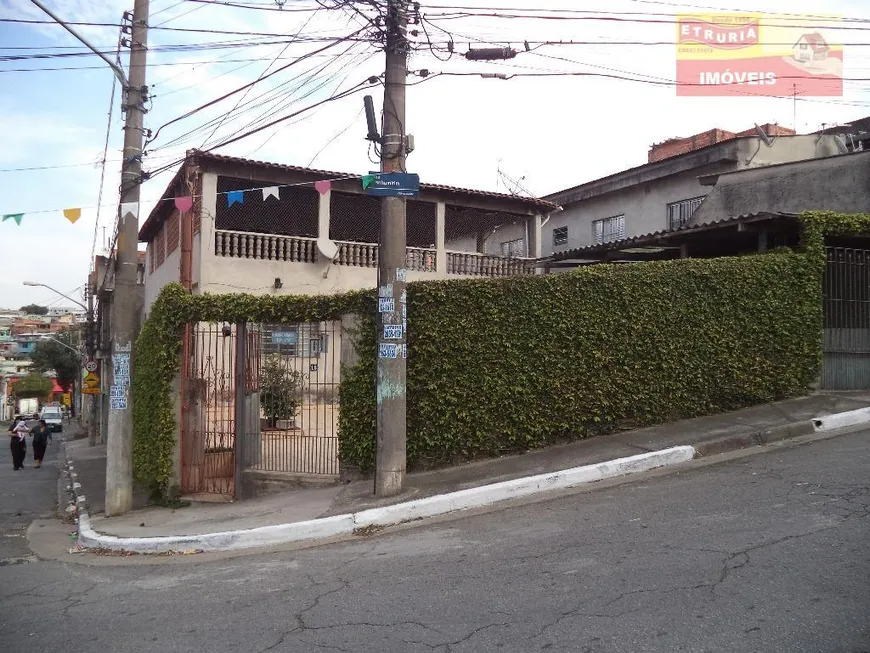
[8,415,29,471]
[30,419,51,468]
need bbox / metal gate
[238,321,341,479]
[822,247,870,390]
[181,323,237,498]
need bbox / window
[500,238,526,258]
[263,324,328,358]
[592,215,626,245]
[553,226,568,247]
[667,196,705,230]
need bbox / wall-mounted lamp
[274,277,283,290]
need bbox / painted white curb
[811,407,870,432]
[75,445,696,554]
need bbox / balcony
[214,230,535,278]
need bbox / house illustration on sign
[793,32,830,63]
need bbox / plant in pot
[260,355,304,430]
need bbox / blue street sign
[362,172,420,197]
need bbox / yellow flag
[63,208,81,224]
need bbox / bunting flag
[175,196,193,213]
[361,174,376,190]
[2,175,359,227]
[227,190,245,207]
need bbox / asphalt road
[1,429,869,653]
[1,420,58,565]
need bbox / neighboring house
[691,148,870,222]
[543,146,870,268]
[86,251,147,445]
[793,33,830,63]
[138,150,556,316]
[541,124,841,255]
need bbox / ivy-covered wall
[339,250,822,472]
[134,212,870,494]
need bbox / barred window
[592,215,626,245]
[262,323,329,358]
[667,196,705,230]
[500,238,526,258]
[553,226,568,246]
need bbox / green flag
[361,174,377,190]
[2,213,23,225]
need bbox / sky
[1,0,870,309]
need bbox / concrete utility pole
[106,0,150,516]
[375,0,410,497]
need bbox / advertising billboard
[676,13,843,96]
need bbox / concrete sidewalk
[62,391,870,552]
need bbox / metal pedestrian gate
[822,247,870,390]
[238,321,342,479]
[180,320,342,499]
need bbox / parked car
[39,406,63,432]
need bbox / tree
[12,373,53,399]
[20,304,49,316]
[30,330,80,394]
[260,355,304,429]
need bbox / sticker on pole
[383,325,403,340]
[85,360,98,373]
[379,297,395,313]
[379,343,398,359]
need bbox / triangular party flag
[120,202,139,219]
[227,190,244,207]
[175,196,193,213]
[262,186,280,201]
[361,174,376,190]
[314,180,331,195]
[63,208,81,224]
[2,213,23,225]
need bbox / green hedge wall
[339,251,822,473]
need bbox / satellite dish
[316,238,339,261]
[754,124,773,147]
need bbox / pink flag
[175,196,194,213]
[314,180,332,195]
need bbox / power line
[145,28,367,146]
[198,8,318,147]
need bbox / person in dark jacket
[8,416,28,470]
[30,419,51,468]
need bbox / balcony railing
[446,251,535,277]
[215,230,318,263]
[214,230,532,278]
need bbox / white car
[39,407,64,432]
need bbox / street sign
[362,172,420,197]
[82,371,101,395]
[85,360,98,373]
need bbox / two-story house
[138,150,557,315]
[539,124,840,255]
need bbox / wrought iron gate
[239,321,341,479]
[822,247,870,390]
[181,323,237,497]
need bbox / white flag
[262,186,280,201]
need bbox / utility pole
[106,0,149,516]
[375,0,410,497]
[86,283,97,446]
